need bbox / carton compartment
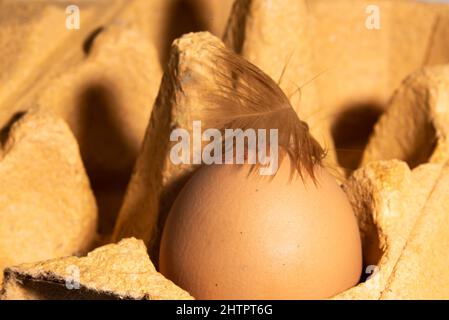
[362,66,449,169]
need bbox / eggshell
[159,158,362,299]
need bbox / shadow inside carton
[83,26,104,55]
[161,0,209,66]
[400,113,437,170]
[331,102,384,172]
[343,187,384,285]
[152,167,201,268]
[6,275,126,300]
[0,111,26,147]
[75,84,137,236]
[359,221,383,284]
[224,0,251,55]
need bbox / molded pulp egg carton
[1,0,449,300]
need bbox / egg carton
[0,0,232,236]
[1,0,449,299]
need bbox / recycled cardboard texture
[113,32,227,258]
[224,0,449,171]
[362,66,449,169]
[0,112,97,284]
[340,160,449,299]
[333,160,446,299]
[1,238,193,300]
[380,163,449,299]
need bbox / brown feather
[188,42,325,181]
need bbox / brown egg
[159,158,362,299]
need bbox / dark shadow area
[358,222,383,284]
[341,188,383,285]
[0,111,26,146]
[83,26,104,55]
[161,0,209,66]
[75,84,137,235]
[331,103,384,172]
[6,275,134,300]
[223,0,250,54]
[152,167,200,268]
[403,120,437,170]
